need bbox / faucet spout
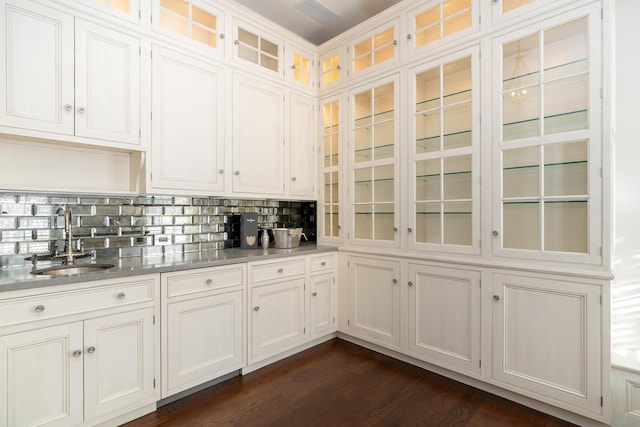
[54,206,86,265]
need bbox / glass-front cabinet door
[408,47,480,254]
[349,22,399,77]
[320,96,341,243]
[319,48,342,90]
[492,5,602,264]
[350,76,399,247]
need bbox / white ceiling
[231,0,402,45]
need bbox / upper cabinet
[319,47,343,91]
[491,5,602,264]
[319,96,342,243]
[152,0,225,58]
[407,0,478,57]
[348,20,399,79]
[78,0,142,24]
[287,44,315,91]
[288,93,316,198]
[233,20,283,78]
[349,75,399,247]
[408,46,480,254]
[150,45,225,194]
[0,0,141,147]
[489,0,582,28]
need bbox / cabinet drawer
[0,277,155,328]
[164,264,245,298]
[250,258,305,285]
[310,253,336,273]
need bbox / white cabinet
[345,255,401,350]
[248,257,306,363]
[309,253,337,339]
[0,0,141,146]
[78,0,142,25]
[319,47,343,91]
[151,45,225,194]
[0,275,158,427]
[288,93,316,198]
[491,272,604,417]
[233,20,283,77]
[232,73,284,195]
[348,20,399,78]
[407,263,480,376]
[287,44,315,91]
[161,264,245,398]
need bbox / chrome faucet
[54,206,86,265]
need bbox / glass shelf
[503,160,586,171]
[354,178,394,185]
[416,89,471,110]
[354,109,394,127]
[354,212,394,215]
[416,211,471,215]
[324,124,339,132]
[503,109,587,129]
[503,58,587,86]
[416,170,471,180]
[503,200,587,205]
[417,130,471,144]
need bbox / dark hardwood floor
[124,339,576,427]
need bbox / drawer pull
[312,292,318,297]
[72,350,82,357]
[206,279,213,285]
[278,268,284,273]
[321,261,326,266]
[35,305,45,313]
[87,346,96,354]
[254,306,260,311]
[117,292,126,300]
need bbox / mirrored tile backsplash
[0,193,315,265]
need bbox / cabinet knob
[220,33,225,39]
[277,268,284,273]
[393,227,398,232]
[393,40,398,46]
[77,106,86,113]
[321,261,326,266]
[291,64,296,69]
[492,230,499,237]
[35,305,45,313]
[64,104,73,111]
[312,292,318,296]
[254,306,260,311]
[392,279,398,284]
[206,278,213,285]
[291,176,297,181]
[493,295,500,301]
[234,171,240,176]
[87,346,96,354]
[407,227,413,233]
[219,169,224,174]
[117,292,125,300]
[408,281,413,287]
[234,40,239,45]
[407,34,413,40]
[72,350,82,357]
[336,65,342,70]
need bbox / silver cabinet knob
[234,40,239,45]
[117,292,125,300]
[291,64,296,69]
[64,104,73,111]
[336,65,342,70]
[492,230,499,237]
[407,227,413,232]
[291,176,297,181]
[392,279,398,284]
[320,261,326,266]
[312,292,318,296]
[77,106,86,113]
[408,281,413,287]
[493,295,500,301]
[393,40,398,45]
[407,34,413,40]
[278,268,284,273]
[206,278,213,285]
[87,346,96,353]
[393,227,398,232]
[72,350,82,357]
[218,169,224,174]
[234,171,240,176]
[35,305,45,313]
[254,306,260,311]
[219,33,225,39]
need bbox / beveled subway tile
[94,206,119,216]
[153,196,173,205]
[1,203,31,216]
[120,246,142,258]
[192,233,210,242]
[183,225,202,234]
[0,217,17,230]
[173,234,192,244]
[144,206,163,216]
[108,237,133,248]
[164,206,182,215]
[0,230,29,242]
[121,206,143,216]
[18,241,49,254]
[143,226,162,235]
[153,216,173,225]
[131,216,152,226]
[183,243,200,253]
[81,216,108,227]
[191,197,210,206]
[0,195,19,203]
[108,197,133,206]
[133,196,154,205]
[163,226,183,235]
[173,196,191,205]
[0,242,17,255]
[110,216,132,226]
[173,216,193,225]
[18,217,50,229]
[142,246,163,257]
[163,244,183,254]
[82,238,107,250]
[68,205,94,216]
[81,197,108,205]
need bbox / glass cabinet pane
[504,202,540,250]
[502,0,535,13]
[352,26,396,73]
[322,99,340,240]
[416,159,441,202]
[444,201,472,245]
[322,53,340,85]
[293,52,310,85]
[416,202,441,244]
[503,146,539,198]
[544,201,587,252]
[414,0,472,49]
[160,0,218,48]
[543,140,587,196]
[443,156,471,200]
[236,27,279,72]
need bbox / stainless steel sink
[31,263,115,276]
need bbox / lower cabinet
[491,272,605,417]
[309,272,336,339]
[161,264,246,398]
[407,263,481,376]
[0,275,159,427]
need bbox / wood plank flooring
[124,339,576,427]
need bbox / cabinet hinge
[479,359,481,368]
[601,8,604,19]
[600,167,603,178]
[600,88,603,99]
[150,111,153,121]
[479,279,481,287]
[139,129,141,138]
[333,277,336,283]
[304,327,306,334]
[153,378,156,388]
[153,315,156,324]
[600,246,603,256]
[347,319,350,326]
[601,396,603,406]
[139,46,141,55]
[600,295,603,305]
[333,317,335,324]
[139,9,141,19]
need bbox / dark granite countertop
[0,244,337,293]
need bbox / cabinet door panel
[492,273,602,415]
[0,322,83,427]
[164,290,244,397]
[151,46,224,192]
[84,307,155,419]
[250,278,305,362]
[289,93,315,198]
[408,264,480,375]
[310,272,335,338]
[232,74,283,195]
[347,256,401,350]
[0,0,74,134]
[75,20,140,144]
